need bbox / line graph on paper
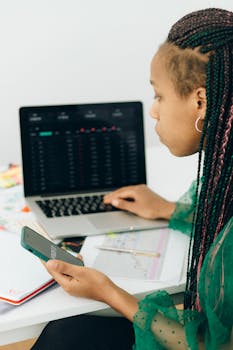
[92,229,171,280]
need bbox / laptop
[19,101,167,239]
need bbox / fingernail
[112,199,119,206]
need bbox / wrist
[104,283,139,321]
[155,200,176,220]
[162,201,176,220]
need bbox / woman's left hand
[45,259,116,303]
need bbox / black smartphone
[21,226,84,266]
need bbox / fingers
[48,266,73,289]
[110,198,137,212]
[46,259,82,278]
[104,187,137,204]
[45,260,114,300]
[45,260,84,293]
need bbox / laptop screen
[20,101,146,197]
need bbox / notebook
[0,230,55,305]
[20,101,167,239]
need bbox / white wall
[0,0,232,164]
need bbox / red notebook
[0,230,55,305]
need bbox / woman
[32,8,233,350]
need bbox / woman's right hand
[104,184,176,220]
[45,260,139,321]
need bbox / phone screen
[21,226,84,266]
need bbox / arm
[150,312,189,349]
[134,296,207,350]
[45,260,203,349]
[44,219,233,349]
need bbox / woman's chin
[166,145,193,157]
[157,136,197,157]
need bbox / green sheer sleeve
[133,216,233,350]
[168,180,197,235]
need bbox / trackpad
[88,212,151,230]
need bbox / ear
[196,87,207,119]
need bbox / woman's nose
[150,101,159,120]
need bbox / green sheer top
[133,182,233,349]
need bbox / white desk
[0,145,198,346]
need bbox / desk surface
[0,146,198,345]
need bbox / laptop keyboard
[36,194,118,218]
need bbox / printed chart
[92,229,171,280]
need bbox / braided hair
[166,8,233,311]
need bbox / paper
[0,185,49,238]
[0,186,55,305]
[0,186,31,233]
[0,230,54,305]
[81,228,189,282]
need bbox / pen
[95,245,160,257]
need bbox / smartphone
[21,226,84,266]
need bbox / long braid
[167,8,233,311]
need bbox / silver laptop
[19,101,166,239]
